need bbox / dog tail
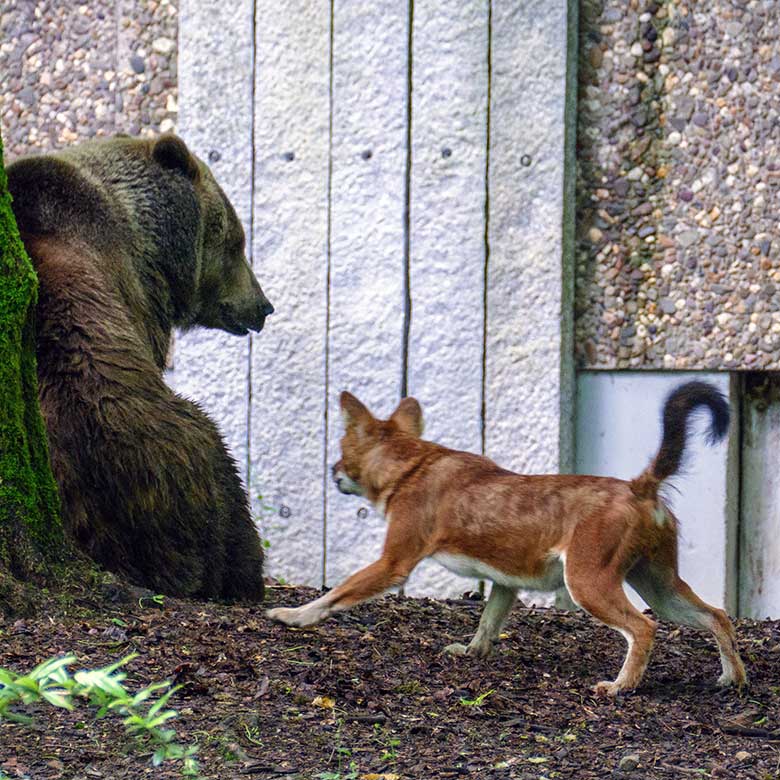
[630,381,730,501]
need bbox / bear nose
[262,301,274,316]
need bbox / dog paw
[717,670,747,688]
[266,607,317,627]
[442,642,469,656]
[591,680,625,698]
[267,604,328,627]
[266,607,298,626]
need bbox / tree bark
[0,129,66,613]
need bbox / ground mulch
[1,585,778,779]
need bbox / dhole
[268,381,746,696]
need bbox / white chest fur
[431,552,565,592]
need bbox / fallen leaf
[312,695,335,709]
[255,675,270,698]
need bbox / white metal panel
[485,0,569,474]
[250,2,331,586]
[325,0,409,587]
[172,0,254,482]
[404,0,489,598]
[576,371,737,611]
[739,378,780,619]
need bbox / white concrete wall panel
[576,372,736,610]
[325,1,409,587]
[250,3,331,586]
[404,0,489,598]
[172,1,255,481]
[739,383,780,619]
[485,0,569,474]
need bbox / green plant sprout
[380,736,401,763]
[373,723,401,763]
[0,653,199,778]
[255,493,279,550]
[316,716,359,779]
[459,689,495,707]
[138,593,165,609]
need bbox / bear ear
[152,134,200,181]
[390,397,424,437]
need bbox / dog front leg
[267,556,411,628]
[444,583,518,658]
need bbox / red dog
[268,381,747,696]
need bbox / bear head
[8,133,274,344]
[151,135,274,336]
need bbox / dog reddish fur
[268,381,747,696]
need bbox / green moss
[0,129,65,596]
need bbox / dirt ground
[1,585,779,780]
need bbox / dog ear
[391,397,424,437]
[340,391,372,432]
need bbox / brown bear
[7,134,272,601]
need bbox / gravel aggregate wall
[5,0,776,372]
[1,0,177,160]
[576,0,780,370]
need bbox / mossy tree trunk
[0,130,66,613]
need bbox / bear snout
[251,296,274,331]
[217,296,273,336]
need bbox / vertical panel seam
[113,0,120,130]
[322,0,335,590]
[480,0,493,457]
[401,0,414,400]
[246,0,258,490]
[397,0,414,599]
[559,0,579,474]
[734,373,745,617]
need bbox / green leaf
[129,681,170,709]
[146,709,179,729]
[10,676,41,695]
[146,683,179,716]
[0,710,33,725]
[40,689,75,710]
[459,689,495,707]
[0,668,18,685]
[29,655,76,682]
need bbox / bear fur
[7,134,273,601]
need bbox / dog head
[332,392,424,499]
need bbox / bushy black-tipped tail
[630,381,729,499]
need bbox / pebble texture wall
[1,1,178,156]
[576,0,780,370]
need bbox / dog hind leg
[566,566,657,697]
[443,583,518,658]
[627,560,747,688]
